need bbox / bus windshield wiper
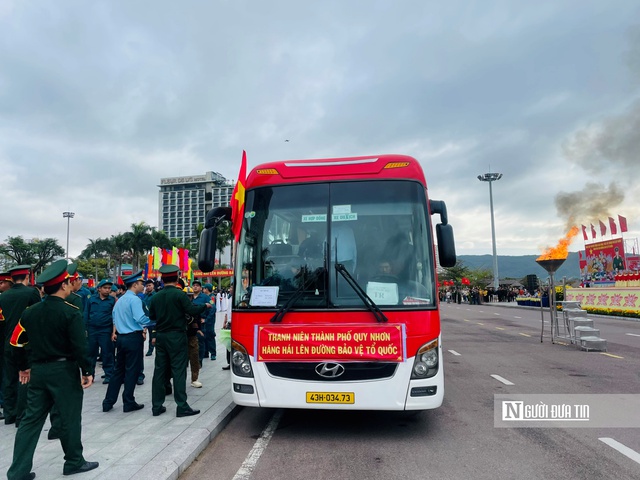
[270,268,325,323]
[334,263,388,323]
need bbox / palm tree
[216,223,233,267]
[150,228,173,250]
[109,234,130,280]
[127,222,153,270]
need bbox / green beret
[37,259,69,287]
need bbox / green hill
[457,252,580,280]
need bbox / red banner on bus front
[255,324,405,362]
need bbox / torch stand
[536,258,566,344]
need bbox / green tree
[150,228,173,250]
[0,236,37,266]
[126,222,153,270]
[0,236,65,275]
[216,223,233,267]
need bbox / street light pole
[477,173,502,291]
[63,211,75,260]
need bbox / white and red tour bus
[198,154,456,410]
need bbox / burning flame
[536,226,580,261]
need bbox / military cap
[111,284,118,292]
[0,272,13,282]
[9,265,31,278]
[123,270,144,286]
[203,283,213,291]
[158,264,180,275]
[67,263,81,281]
[36,259,69,287]
[97,279,114,288]
[144,279,155,286]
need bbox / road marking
[556,342,568,346]
[626,333,640,337]
[448,350,461,356]
[494,312,501,316]
[496,327,505,330]
[463,319,470,322]
[478,310,484,313]
[477,322,485,326]
[514,316,522,319]
[491,374,514,386]
[599,438,640,465]
[600,353,624,359]
[233,409,283,480]
[519,333,532,337]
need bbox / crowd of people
[0,261,233,479]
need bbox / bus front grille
[265,362,398,381]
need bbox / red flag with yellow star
[230,151,247,242]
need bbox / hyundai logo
[315,362,345,378]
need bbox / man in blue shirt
[102,271,150,413]
[84,279,116,384]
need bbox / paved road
[182,303,640,480]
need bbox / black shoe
[4,415,16,425]
[176,408,200,418]
[100,374,106,378]
[63,461,99,476]
[102,404,113,413]
[136,378,144,386]
[16,473,35,480]
[145,350,154,356]
[123,403,144,413]
[102,377,110,384]
[152,406,166,416]
[48,430,60,440]
[222,365,230,370]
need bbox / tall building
[158,172,234,245]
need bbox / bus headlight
[231,340,254,378]
[411,339,439,379]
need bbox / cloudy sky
[1,1,639,259]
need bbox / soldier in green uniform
[150,265,210,417]
[0,265,41,426]
[47,263,86,440]
[66,264,85,312]
[0,271,14,421]
[6,259,99,479]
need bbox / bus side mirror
[429,200,448,225]
[197,228,218,272]
[199,206,232,272]
[436,223,456,268]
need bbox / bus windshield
[234,180,436,310]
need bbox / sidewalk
[0,338,240,480]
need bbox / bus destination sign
[256,324,405,362]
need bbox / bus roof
[245,154,427,189]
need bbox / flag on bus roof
[231,150,247,242]
[581,225,588,241]
[590,224,596,239]
[609,217,617,236]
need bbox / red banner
[256,324,405,362]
